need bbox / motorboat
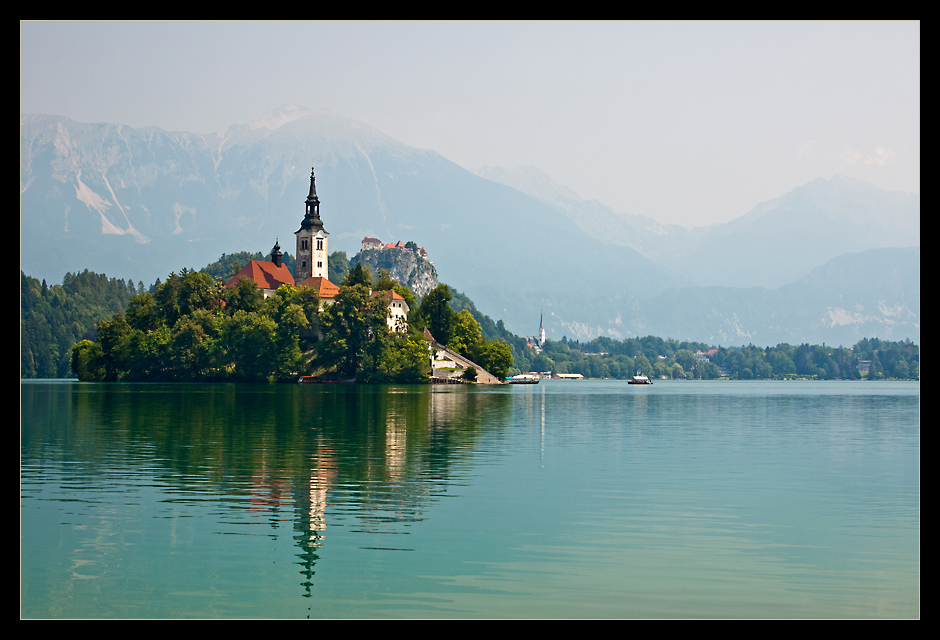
[627,371,652,385]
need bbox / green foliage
[474,339,513,380]
[224,277,264,315]
[66,267,316,383]
[342,263,372,288]
[357,333,431,384]
[70,340,105,382]
[30,262,919,385]
[527,336,918,381]
[22,270,139,378]
[316,283,390,379]
[328,251,350,285]
[373,268,398,292]
[418,284,455,345]
[220,311,278,382]
[449,309,482,358]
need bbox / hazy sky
[20,21,919,228]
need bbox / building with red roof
[225,241,295,297]
[370,289,410,332]
[361,237,383,252]
[297,276,341,309]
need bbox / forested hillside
[21,270,143,378]
[22,263,918,381]
[521,335,918,380]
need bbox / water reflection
[21,381,918,618]
[22,383,514,602]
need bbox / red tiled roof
[225,260,294,290]
[371,289,405,301]
[362,237,382,243]
[298,276,340,299]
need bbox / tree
[328,251,350,285]
[171,313,218,381]
[316,283,390,379]
[449,309,482,359]
[126,292,160,332]
[675,349,696,371]
[373,268,398,292]
[263,285,311,381]
[71,340,106,381]
[475,339,513,379]
[224,277,264,315]
[220,311,278,382]
[342,262,372,288]
[96,313,133,380]
[418,284,455,345]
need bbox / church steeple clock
[295,166,329,282]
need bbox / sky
[20,21,919,228]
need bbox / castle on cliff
[361,237,430,262]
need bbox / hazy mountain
[476,165,697,265]
[477,166,920,290]
[20,107,918,345]
[676,176,919,288]
[506,247,918,346]
[20,107,686,331]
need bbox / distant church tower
[295,166,329,282]
[539,312,546,347]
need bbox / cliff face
[351,248,439,297]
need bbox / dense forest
[59,257,512,384]
[21,270,144,378]
[516,335,919,380]
[22,251,918,381]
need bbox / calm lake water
[21,380,919,618]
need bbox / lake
[21,380,919,618]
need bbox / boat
[627,371,652,385]
[508,374,540,384]
[297,376,339,384]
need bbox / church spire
[295,164,329,283]
[299,165,323,232]
[306,166,319,206]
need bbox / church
[294,166,329,283]
[526,313,546,352]
[224,166,406,330]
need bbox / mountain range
[20,105,919,345]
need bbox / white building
[371,289,410,332]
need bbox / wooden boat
[627,371,652,385]
[297,376,339,384]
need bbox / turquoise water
[21,380,919,618]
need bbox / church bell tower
[295,166,329,282]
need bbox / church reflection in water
[238,386,512,597]
[50,382,513,600]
